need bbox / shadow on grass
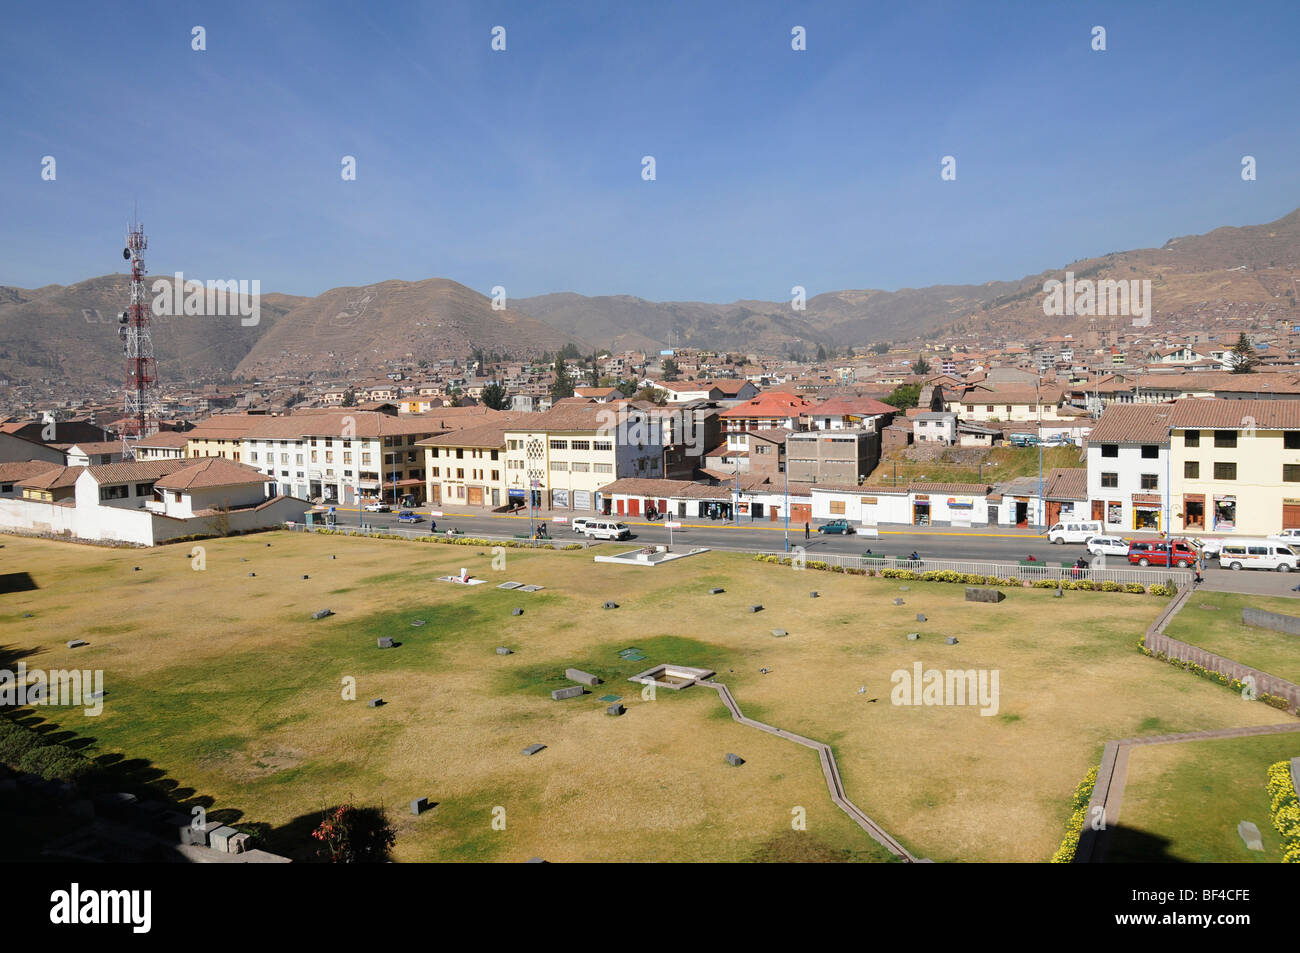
[1100,825,1191,863]
[0,572,39,594]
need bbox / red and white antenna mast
[119,217,159,459]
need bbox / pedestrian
[804,522,810,540]
[430,520,436,533]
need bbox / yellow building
[183,414,264,462]
[1168,399,1300,536]
[417,422,511,508]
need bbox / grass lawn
[1107,733,1300,863]
[864,445,1082,487]
[1163,591,1300,684]
[1,531,1293,862]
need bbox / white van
[1048,520,1104,544]
[1217,540,1300,572]
[584,520,632,541]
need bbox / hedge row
[1137,641,1295,713]
[307,528,584,551]
[1050,766,1100,863]
[752,555,1174,594]
[1266,761,1300,863]
[0,716,95,784]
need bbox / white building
[1085,403,1171,532]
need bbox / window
[570,440,590,451]
[99,484,128,501]
[1140,445,1158,459]
[829,501,846,515]
[1286,432,1300,450]
[550,461,568,471]
[1101,444,1118,458]
[1184,430,1200,447]
[490,450,499,460]
[549,440,568,450]
[490,470,499,481]
[1184,461,1199,479]
[985,405,993,413]
[1213,462,1237,480]
[134,483,154,496]
[250,451,259,462]
[1100,472,1118,488]
[594,463,613,474]
[297,454,304,465]
[571,462,590,472]
[456,468,465,479]
[1285,465,1300,483]
[1214,430,1237,448]
[1140,473,1158,490]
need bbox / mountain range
[3,208,1296,388]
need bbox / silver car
[1085,534,1129,557]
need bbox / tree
[913,354,931,375]
[550,362,575,400]
[884,382,922,409]
[1229,333,1259,374]
[871,342,890,355]
[661,358,680,381]
[481,380,509,410]
[816,344,827,362]
[341,387,357,407]
[634,386,668,405]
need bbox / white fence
[758,551,1192,587]
[283,521,585,548]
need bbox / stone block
[209,825,239,853]
[916,613,926,622]
[67,639,88,649]
[551,685,585,700]
[1238,820,1264,851]
[229,832,250,854]
[496,646,513,655]
[749,605,763,612]
[965,587,1005,603]
[945,636,958,645]
[512,608,523,616]
[893,598,904,605]
[725,753,745,767]
[368,698,383,708]
[606,704,625,716]
[377,637,394,648]
[710,587,725,594]
[411,797,429,816]
[772,629,787,637]
[522,743,546,756]
[311,609,334,620]
[907,633,919,641]
[603,601,618,609]
[565,668,602,686]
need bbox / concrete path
[698,679,917,862]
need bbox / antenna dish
[123,248,131,260]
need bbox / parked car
[571,518,591,534]
[1218,540,1299,572]
[1048,520,1104,544]
[583,520,632,540]
[1127,539,1197,568]
[397,510,423,523]
[363,501,390,512]
[1267,528,1300,546]
[1085,535,1129,557]
[817,519,854,535]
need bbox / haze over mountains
[4,208,1297,388]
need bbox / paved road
[327,505,1067,561]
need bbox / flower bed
[1050,766,1099,863]
[1266,761,1300,863]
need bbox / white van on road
[584,520,632,541]
[1048,520,1104,544]
[1217,540,1300,572]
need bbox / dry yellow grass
[1,531,1290,862]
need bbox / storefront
[1133,494,1161,531]
[1182,493,1205,530]
[1212,495,1236,531]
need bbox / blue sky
[2,0,1298,302]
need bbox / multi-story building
[185,414,265,461]
[1085,403,1171,532]
[912,412,958,445]
[503,405,664,512]
[717,391,816,432]
[417,421,512,508]
[785,429,880,486]
[1168,398,1300,536]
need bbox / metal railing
[757,551,1191,587]
[282,521,586,548]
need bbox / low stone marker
[133,567,140,572]
[302,574,309,580]
[772,629,787,638]
[209,826,239,853]
[67,640,88,649]
[907,632,919,641]
[311,609,334,620]
[526,856,546,863]
[228,832,250,854]
[411,619,425,627]
[710,587,725,594]
[965,587,1004,603]
[810,591,819,598]
[1237,820,1264,851]
[512,608,524,616]
[606,703,625,716]
[916,613,926,622]
[893,598,904,606]
[411,797,429,816]
[496,646,513,655]
[368,698,383,708]
[566,668,602,686]
[749,605,763,613]
[1053,588,1064,598]
[725,753,745,767]
[551,685,585,700]
[899,586,910,591]
[377,637,394,648]
[248,572,256,577]
[331,555,336,559]
[522,743,546,756]
[945,636,959,645]
[603,601,618,610]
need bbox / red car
[1127,539,1197,568]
